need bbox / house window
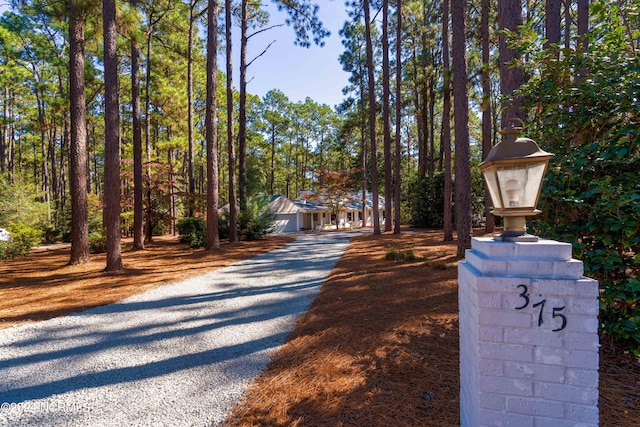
[322,212,326,218]
[347,212,352,221]
[313,213,318,221]
[358,212,362,220]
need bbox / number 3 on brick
[514,284,567,332]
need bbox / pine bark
[382,0,392,232]
[0,87,6,173]
[393,0,402,234]
[103,0,123,271]
[206,0,220,250]
[131,0,144,250]
[364,0,380,235]
[68,2,90,264]
[498,0,525,124]
[238,0,248,219]
[145,17,153,243]
[482,0,495,233]
[442,0,454,242]
[226,0,238,242]
[452,0,472,256]
[187,1,197,217]
[545,0,561,55]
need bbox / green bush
[177,217,207,248]
[177,215,232,248]
[239,196,276,240]
[516,7,640,353]
[0,223,41,259]
[406,170,486,229]
[0,240,31,259]
[218,215,230,240]
[385,245,422,263]
[407,172,445,228]
[42,225,61,244]
[89,232,107,253]
[531,143,640,352]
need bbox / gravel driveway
[0,232,354,426]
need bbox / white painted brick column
[459,237,599,427]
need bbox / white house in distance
[337,192,386,229]
[268,195,328,233]
[268,192,386,233]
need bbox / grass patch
[424,260,449,270]
[385,245,423,263]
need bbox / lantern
[480,119,554,242]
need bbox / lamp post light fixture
[480,118,554,242]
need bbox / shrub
[239,196,276,240]
[177,217,207,248]
[406,170,486,229]
[516,12,640,353]
[89,232,107,254]
[177,215,232,248]
[385,245,422,263]
[42,225,61,244]
[218,215,230,240]
[407,172,445,228]
[0,223,41,259]
[0,240,31,260]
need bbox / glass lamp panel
[496,162,546,208]
[521,162,547,206]
[496,164,530,208]
[482,167,502,208]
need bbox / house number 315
[514,284,567,332]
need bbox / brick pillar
[459,237,599,426]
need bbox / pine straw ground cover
[0,235,293,329]
[224,231,640,427]
[0,232,638,426]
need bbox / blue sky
[0,0,352,109]
[235,0,351,108]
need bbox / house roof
[290,198,328,212]
[348,191,386,210]
[296,190,385,211]
[268,195,308,214]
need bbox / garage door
[273,213,299,233]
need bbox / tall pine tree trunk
[131,0,144,250]
[103,0,122,271]
[0,87,6,173]
[206,0,220,250]
[68,2,90,264]
[452,0,472,256]
[238,0,248,221]
[564,0,571,50]
[442,0,454,242]
[187,0,198,217]
[576,0,589,83]
[364,0,380,235]
[574,0,589,145]
[545,0,561,52]
[393,0,402,235]
[382,0,392,232]
[145,18,153,243]
[360,67,367,228]
[498,0,525,124]
[482,0,495,233]
[225,0,238,242]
